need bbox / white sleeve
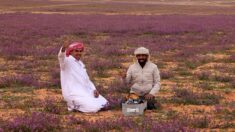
[149,66,161,96]
[89,80,96,91]
[58,47,66,70]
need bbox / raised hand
[61,37,70,52]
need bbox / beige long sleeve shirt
[125,61,161,96]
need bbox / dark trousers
[140,96,156,110]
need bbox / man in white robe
[58,42,108,113]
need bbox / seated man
[58,41,108,113]
[123,47,161,109]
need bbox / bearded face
[136,54,148,65]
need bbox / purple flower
[195,71,211,80]
[160,71,174,79]
[43,97,64,114]
[4,112,60,131]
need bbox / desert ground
[0,0,234,131]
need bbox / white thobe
[58,48,108,112]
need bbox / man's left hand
[94,90,99,98]
[144,94,154,100]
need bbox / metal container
[122,101,147,116]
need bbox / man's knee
[146,98,156,110]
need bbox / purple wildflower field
[0,0,234,131]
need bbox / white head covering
[134,47,150,55]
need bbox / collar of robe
[69,55,85,68]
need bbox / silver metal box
[122,101,147,116]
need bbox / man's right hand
[144,94,155,100]
[61,37,70,52]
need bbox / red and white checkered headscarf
[66,42,84,57]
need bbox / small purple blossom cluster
[172,87,221,105]
[76,116,195,131]
[43,97,65,114]
[160,70,174,79]
[0,74,40,88]
[2,112,60,131]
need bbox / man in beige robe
[123,47,161,109]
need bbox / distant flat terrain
[0,0,235,15]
